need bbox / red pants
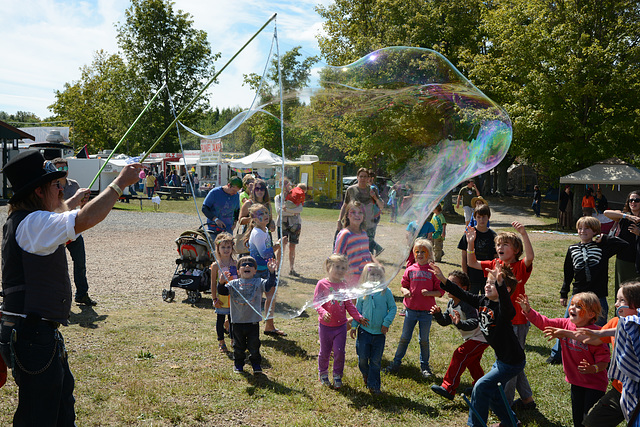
[441,339,489,394]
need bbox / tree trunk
[443,189,455,213]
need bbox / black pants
[0,318,75,426]
[216,313,231,341]
[232,322,261,369]
[571,384,605,427]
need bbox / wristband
[108,182,123,197]
[467,249,475,254]
[623,213,628,219]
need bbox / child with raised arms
[431,262,524,427]
[350,263,397,394]
[217,256,278,375]
[211,232,237,353]
[430,270,489,401]
[466,221,536,410]
[386,239,444,378]
[516,292,610,427]
[247,203,285,337]
[314,254,369,389]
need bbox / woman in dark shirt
[604,190,640,295]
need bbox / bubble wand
[88,82,167,189]
[140,13,277,163]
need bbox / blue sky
[0,0,332,120]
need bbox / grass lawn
[0,195,621,426]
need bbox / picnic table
[157,186,191,200]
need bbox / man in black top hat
[0,150,140,425]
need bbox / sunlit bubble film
[222,46,512,320]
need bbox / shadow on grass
[517,408,565,427]
[261,336,316,361]
[524,342,554,358]
[69,305,108,329]
[339,384,448,417]
[244,373,311,399]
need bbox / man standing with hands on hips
[0,150,141,425]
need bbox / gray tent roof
[560,158,640,185]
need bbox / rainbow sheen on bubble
[222,46,511,320]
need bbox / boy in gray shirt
[217,256,277,374]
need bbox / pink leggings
[318,323,347,378]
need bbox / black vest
[2,210,72,324]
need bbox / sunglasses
[629,198,640,204]
[57,165,69,172]
[255,186,266,191]
[240,262,256,268]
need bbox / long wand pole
[140,13,277,162]
[88,82,167,188]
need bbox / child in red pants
[430,270,489,400]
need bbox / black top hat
[2,150,66,203]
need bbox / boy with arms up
[217,256,278,374]
[431,263,524,427]
[466,221,536,410]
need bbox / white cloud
[0,0,331,120]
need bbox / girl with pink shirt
[386,239,444,378]
[517,292,610,427]
[314,254,369,389]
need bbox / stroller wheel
[162,289,175,303]
[187,290,201,304]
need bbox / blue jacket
[352,287,397,334]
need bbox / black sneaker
[546,356,561,365]
[75,294,97,306]
[252,364,263,374]
[431,385,454,400]
[512,398,537,411]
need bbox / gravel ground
[0,201,546,314]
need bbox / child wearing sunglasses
[217,256,278,375]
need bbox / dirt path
[0,201,547,313]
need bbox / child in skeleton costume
[560,216,628,325]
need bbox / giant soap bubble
[219,46,511,320]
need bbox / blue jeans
[356,328,386,391]
[66,235,89,298]
[550,296,608,360]
[468,359,525,427]
[0,319,76,426]
[392,308,432,370]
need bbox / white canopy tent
[229,148,283,169]
[559,159,640,186]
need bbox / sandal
[264,329,287,337]
[289,270,300,277]
[218,343,228,353]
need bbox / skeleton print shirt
[561,235,628,299]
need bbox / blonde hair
[360,263,385,284]
[571,292,602,325]
[494,232,523,260]
[244,203,268,245]
[576,216,601,235]
[325,254,348,271]
[413,238,434,262]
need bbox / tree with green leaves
[117,0,220,153]
[462,0,640,180]
[50,51,142,152]
[242,46,319,158]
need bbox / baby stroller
[162,227,214,304]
